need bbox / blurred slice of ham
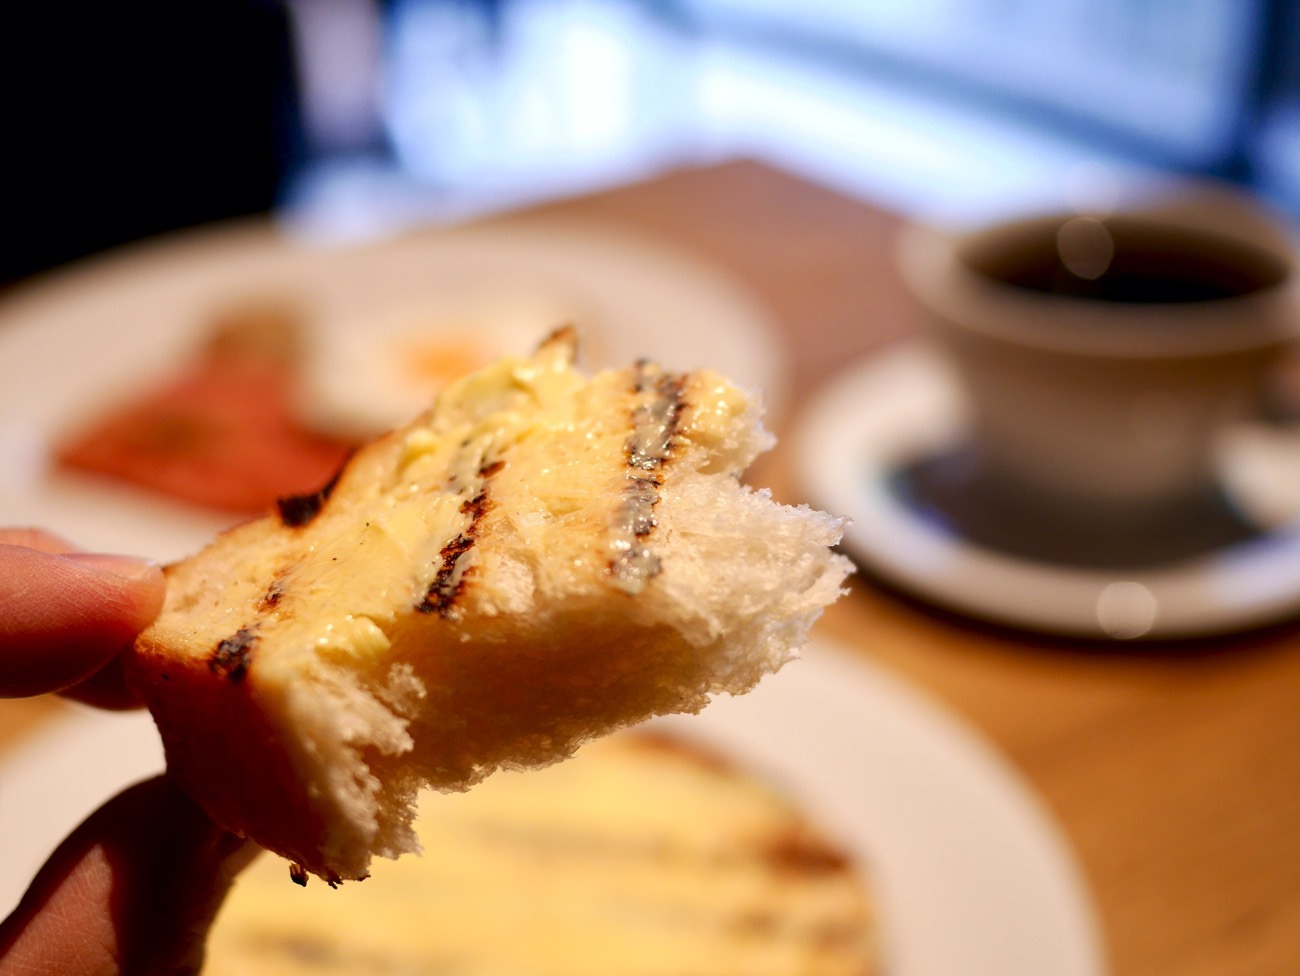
[56,304,358,516]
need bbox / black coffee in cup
[962,215,1290,303]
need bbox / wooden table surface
[4,160,1300,976]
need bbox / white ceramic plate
[0,216,784,563]
[794,341,1300,640]
[0,639,1106,976]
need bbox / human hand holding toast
[0,529,258,976]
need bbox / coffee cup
[896,181,1300,552]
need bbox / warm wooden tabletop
[4,160,1300,976]
[520,161,1300,976]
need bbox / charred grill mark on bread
[610,363,688,592]
[418,532,476,617]
[211,627,259,682]
[627,363,688,472]
[621,476,661,535]
[258,576,286,612]
[276,462,349,528]
[415,458,502,617]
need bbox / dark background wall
[0,2,300,286]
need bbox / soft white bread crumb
[128,330,851,882]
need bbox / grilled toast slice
[129,330,851,882]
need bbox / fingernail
[65,552,161,582]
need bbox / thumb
[0,775,259,976]
[0,539,164,698]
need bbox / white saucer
[793,341,1300,640]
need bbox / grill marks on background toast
[610,362,689,593]
[204,730,878,973]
